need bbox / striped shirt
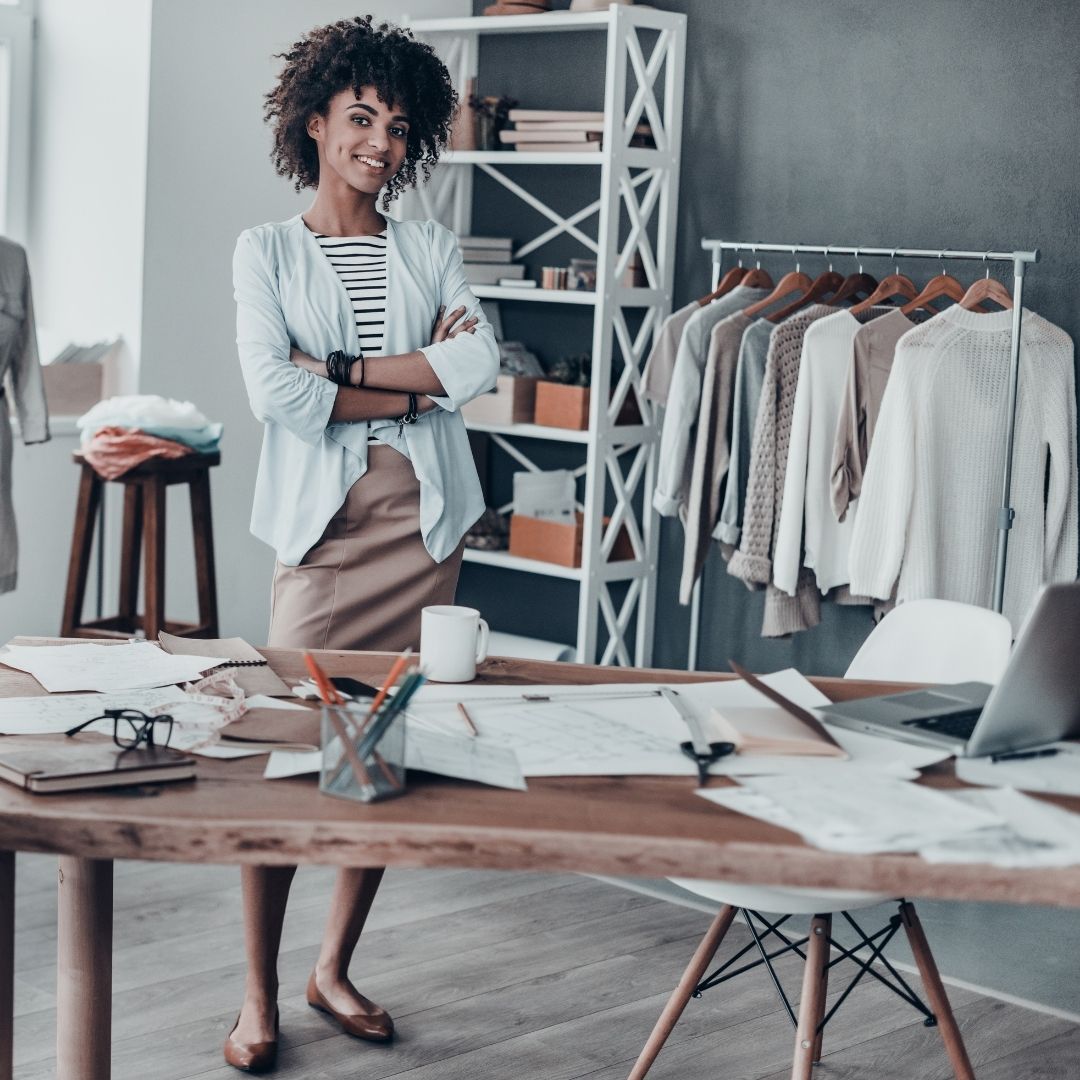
[315,232,387,354]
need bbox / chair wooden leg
[811,913,831,1062]
[117,483,143,628]
[61,465,102,636]
[189,469,219,636]
[791,913,831,1080]
[627,905,737,1080]
[142,477,166,640]
[899,902,976,1080]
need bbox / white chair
[628,600,1010,1080]
[845,597,1012,684]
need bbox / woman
[229,17,498,1072]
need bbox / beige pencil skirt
[267,445,464,652]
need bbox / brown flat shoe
[306,973,394,1042]
[224,1009,279,1073]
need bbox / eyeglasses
[65,709,175,752]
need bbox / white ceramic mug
[420,605,490,683]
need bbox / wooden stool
[61,451,220,640]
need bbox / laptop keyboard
[904,709,983,741]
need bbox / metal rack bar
[684,238,1039,670]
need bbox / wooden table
[1,647,1079,1080]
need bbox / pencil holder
[319,702,407,804]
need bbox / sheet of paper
[1,642,228,693]
[0,686,190,735]
[405,726,526,790]
[956,745,1080,796]
[264,750,320,779]
[245,695,308,712]
[699,771,1003,854]
[920,788,1080,867]
[408,673,835,778]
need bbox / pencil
[456,702,479,737]
[304,652,342,705]
[364,647,414,726]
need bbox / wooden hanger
[899,272,967,316]
[697,264,746,306]
[767,269,845,322]
[741,266,774,289]
[828,270,878,307]
[848,272,918,316]
[959,270,1013,311]
[742,258,814,318]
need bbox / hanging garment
[679,310,755,604]
[652,285,769,518]
[727,305,836,636]
[0,237,50,595]
[772,307,893,599]
[714,317,774,547]
[848,306,1078,632]
[641,299,698,406]
[830,308,917,522]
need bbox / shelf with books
[408,4,686,667]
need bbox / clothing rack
[684,238,1040,671]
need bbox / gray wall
[464,0,1080,675]
[138,0,466,644]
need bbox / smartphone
[330,676,380,700]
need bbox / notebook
[0,738,196,793]
[218,707,321,754]
[157,633,292,697]
[710,706,848,758]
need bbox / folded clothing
[82,426,194,480]
[78,394,223,452]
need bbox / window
[0,0,33,242]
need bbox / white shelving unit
[405,5,686,667]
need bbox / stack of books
[498,109,654,153]
[458,236,529,287]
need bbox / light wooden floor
[8,854,1079,1079]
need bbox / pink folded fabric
[82,426,193,480]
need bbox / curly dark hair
[264,16,457,210]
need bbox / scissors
[679,739,737,786]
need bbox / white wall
[26,0,151,369]
[138,1,467,644]
[0,0,151,641]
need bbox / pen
[456,702,480,737]
[990,748,1059,762]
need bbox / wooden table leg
[57,857,113,1080]
[0,852,14,1080]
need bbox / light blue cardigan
[233,214,499,565]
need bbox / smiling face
[306,86,410,195]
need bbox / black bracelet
[397,392,420,434]
[325,349,363,386]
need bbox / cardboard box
[533,381,643,430]
[509,512,635,568]
[41,363,104,417]
[461,374,538,426]
[533,381,589,430]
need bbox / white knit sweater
[848,306,1078,631]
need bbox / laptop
[818,582,1080,758]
